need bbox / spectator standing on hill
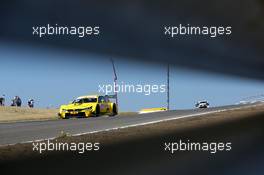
[12,96,22,107]
[16,96,22,107]
[28,99,34,108]
[0,94,5,106]
[11,98,15,106]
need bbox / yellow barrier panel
[139,107,167,114]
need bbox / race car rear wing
[105,94,117,99]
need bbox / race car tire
[109,103,118,117]
[95,105,100,117]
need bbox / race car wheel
[95,105,100,117]
[109,104,117,117]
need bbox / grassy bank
[0,106,58,123]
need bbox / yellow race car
[58,95,118,119]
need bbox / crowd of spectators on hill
[0,94,34,108]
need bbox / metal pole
[167,63,170,110]
[110,58,118,107]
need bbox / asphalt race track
[1,102,264,175]
[0,104,256,145]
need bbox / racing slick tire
[95,105,100,117]
[109,103,118,117]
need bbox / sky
[0,41,264,111]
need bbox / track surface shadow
[1,112,264,175]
